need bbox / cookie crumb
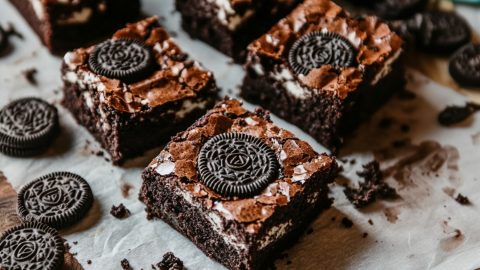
[341,217,353,228]
[362,232,368,238]
[121,258,132,270]
[110,203,130,219]
[87,260,92,265]
[455,193,471,205]
[368,219,374,225]
[156,252,184,270]
[22,68,38,85]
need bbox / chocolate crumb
[438,103,480,126]
[22,68,38,85]
[344,161,398,208]
[95,151,104,157]
[121,183,133,198]
[73,241,78,245]
[341,217,353,228]
[110,203,130,219]
[87,260,92,265]
[156,252,184,270]
[362,233,368,238]
[121,258,132,270]
[368,219,374,225]
[455,194,471,205]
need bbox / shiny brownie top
[63,16,216,113]
[147,99,336,231]
[247,0,404,100]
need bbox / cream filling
[57,7,92,25]
[371,49,403,86]
[31,0,45,20]
[258,221,292,250]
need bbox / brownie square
[241,0,406,152]
[175,0,301,62]
[61,17,218,165]
[140,98,338,270]
[9,0,140,54]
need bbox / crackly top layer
[147,99,336,233]
[248,0,403,99]
[63,17,215,113]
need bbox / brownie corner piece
[140,98,338,270]
[8,0,140,54]
[241,0,406,152]
[175,0,301,61]
[61,16,218,165]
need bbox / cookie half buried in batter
[0,97,59,156]
[449,43,480,88]
[0,222,64,270]
[17,172,93,229]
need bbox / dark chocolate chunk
[373,0,427,19]
[88,38,155,83]
[414,12,471,54]
[0,97,59,152]
[197,133,279,197]
[17,172,93,229]
[438,103,480,126]
[156,252,184,270]
[449,43,480,87]
[110,203,130,219]
[288,31,356,75]
[0,222,64,270]
[344,161,397,208]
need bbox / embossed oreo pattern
[18,172,93,229]
[197,133,279,197]
[449,43,480,87]
[88,38,155,83]
[0,222,64,270]
[0,98,58,148]
[289,32,356,75]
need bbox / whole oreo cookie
[17,172,93,229]
[289,31,356,76]
[0,97,59,154]
[88,38,155,83]
[0,222,64,270]
[413,11,471,54]
[373,0,427,19]
[449,43,480,87]
[197,133,279,197]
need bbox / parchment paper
[1,0,480,269]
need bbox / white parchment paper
[1,0,480,269]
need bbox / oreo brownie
[176,0,301,62]
[61,17,218,165]
[241,0,405,152]
[8,0,140,54]
[140,99,338,270]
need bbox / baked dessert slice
[140,98,338,270]
[61,17,218,165]
[175,0,301,62]
[241,0,405,152]
[9,0,140,54]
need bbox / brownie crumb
[22,68,38,85]
[121,258,132,270]
[368,219,374,225]
[344,161,398,208]
[341,217,353,228]
[87,260,92,265]
[73,241,78,245]
[110,203,130,219]
[455,194,471,205]
[362,232,368,238]
[156,252,184,270]
[121,183,133,198]
[438,103,480,126]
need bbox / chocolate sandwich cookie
[0,97,59,156]
[0,222,64,270]
[197,133,279,197]
[410,11,471,54]
[88,38,156,83]
[449,43,480,87]
[17,172,94,229]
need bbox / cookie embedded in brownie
[241,0,405,152]
[61,17,219,165]
[140,99,338,270]
[175,0,301,62]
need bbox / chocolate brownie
[8,0,140,54]
[61,17,219,165]
[241,0,405,152]
[140,99,338,270]
[175,0,301,62]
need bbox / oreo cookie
[373,0,427,19]
[88,38,155,83]
[412,11,471,54]
[0,222,64,270]
[0,97,59,156]
[17,172,94,229]
[289,31,356,76]
[197,133,279,197]
[449,43,480,87]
